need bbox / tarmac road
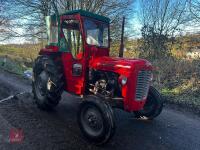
[0,69,200,150]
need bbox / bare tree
[189,0,200,22]
[139,0,188,59]
[0,0,51,41]
[0,0,12,41]
[0,0,4,26]
[1,0,134,42]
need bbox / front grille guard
[135,70,152,101]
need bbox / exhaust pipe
[119,16,125,57]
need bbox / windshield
[84,19,109,47]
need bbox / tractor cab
[42,10,110,94]
[45,10,110,59]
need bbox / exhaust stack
[119,16,125,57]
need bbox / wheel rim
[81,105,104,137]
[35,71,49,99]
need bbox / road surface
[0,69,199,150]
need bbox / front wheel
[77,96,115,145]
[134,86,164,120]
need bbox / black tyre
[134,86,163,120]
[32,55,64,110]
[78,96,115,145]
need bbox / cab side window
[62,20,83,59]
[46,15,58,44]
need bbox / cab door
[60,16,86,95]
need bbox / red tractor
[32,10,163,145]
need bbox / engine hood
[90,56,153,75]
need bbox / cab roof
[60,9,110,23]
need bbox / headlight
[119,75,127,85]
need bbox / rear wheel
[78,96,115,145]
[134,86,163,120]
[32,55,64,110]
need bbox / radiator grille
[135,70,152,101]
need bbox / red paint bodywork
[39,45,59,55]
[90,56,153,111]
[39,13,153,112]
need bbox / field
[0,36,200,113]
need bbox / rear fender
[39,45,59,55]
